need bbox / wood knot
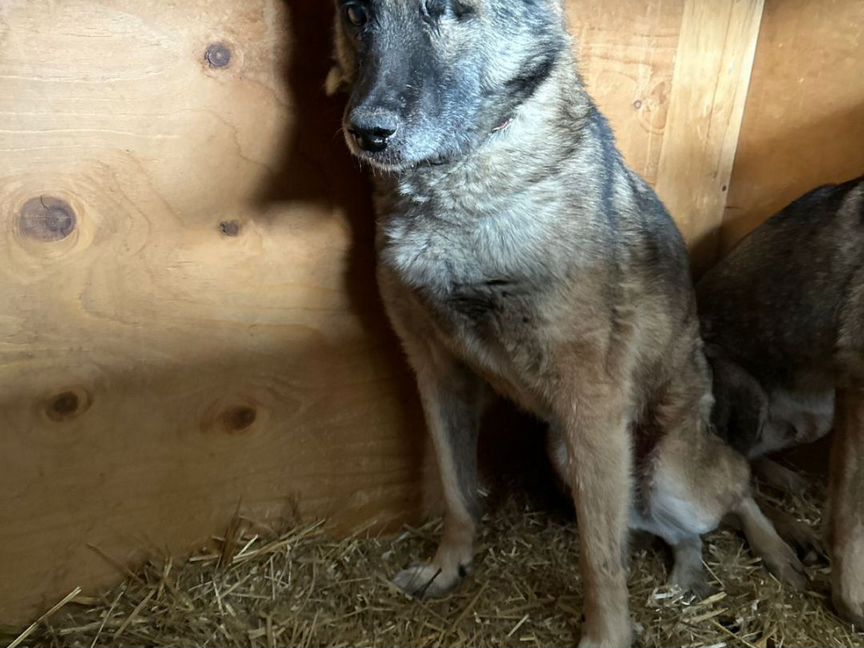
[219,220,241,237]
[205,43,232,69]
[221,406,257,433]
[46,388,91,422]
[201,397,265,436]
[19,197,76,242]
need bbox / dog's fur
[328,1,801,645]
[698,175,864,626]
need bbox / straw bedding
[12,473,864,648]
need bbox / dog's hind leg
[734,495,808,589]
[759,501,824,559]
[648,361,807,592]
[828,387,864,627]
[668,536,714,598]
[391,348,488,599]
[753,457,810,492]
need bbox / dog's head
[707,349,768,458]
[327,0,568,171]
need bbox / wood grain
[567,1,684,186]
[721,0,864,252]
[654,0,764,268]
[0,0,427,625]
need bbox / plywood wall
[569,0,763,269]
[0,0,787,627]
[722,0,864,252]
[0,0,431,625]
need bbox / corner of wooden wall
[653,0,765,274]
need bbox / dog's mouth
[343,116,514,173]
[344,141,413,172]
[343,130,451,173]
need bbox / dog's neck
[391,54,593,201]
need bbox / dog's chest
[379,210,543,339]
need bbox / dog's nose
[349,124,396,153]
[348,112,398,153]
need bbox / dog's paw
[670,571,716,600]
[761,504,826,563]
[392,563,466,599]
[577,627,633,648]
[778,518,826,563]
[763,543,808,591]
[834,592,864,628]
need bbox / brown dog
[698,175,864,626]
[328,1,802,644]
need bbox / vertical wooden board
[0,0,427,625]
[653,0,764,268]
[566,1,684,186]
[722,0,864,252]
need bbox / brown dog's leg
[393,351,487,599]
[753,457,810,492]
[829,387,864,626]
[669,536,714,598]
[759,501,824,559]
[735,495,808,589]
[559,389,633,648]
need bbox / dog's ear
[325,64,346,96]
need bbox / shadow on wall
[250,0,433,514]
[255,1,385,342]
[254,0,564,511]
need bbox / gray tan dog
[327,1,801,645]
[698,175,864,627]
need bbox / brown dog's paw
[763,543,808,591]
[779,518,826,563]
[577,625,633,648]
[833,592,864,628]
[392,563,467,599]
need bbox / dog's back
[700,177,864,385]
[698,176,864,457]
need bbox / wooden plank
[0,0,428,625]
[567,1,685,186]
[722,0,864,252]
[653,0,764,269]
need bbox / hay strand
[7,587,81,648]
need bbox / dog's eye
[422,0,447,19]
[452,1,475,19]
[344,2,368,27]
[422,0,475,22]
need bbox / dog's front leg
[829,387,864,627]
[558,389,633,648]
[393,347,487,599]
